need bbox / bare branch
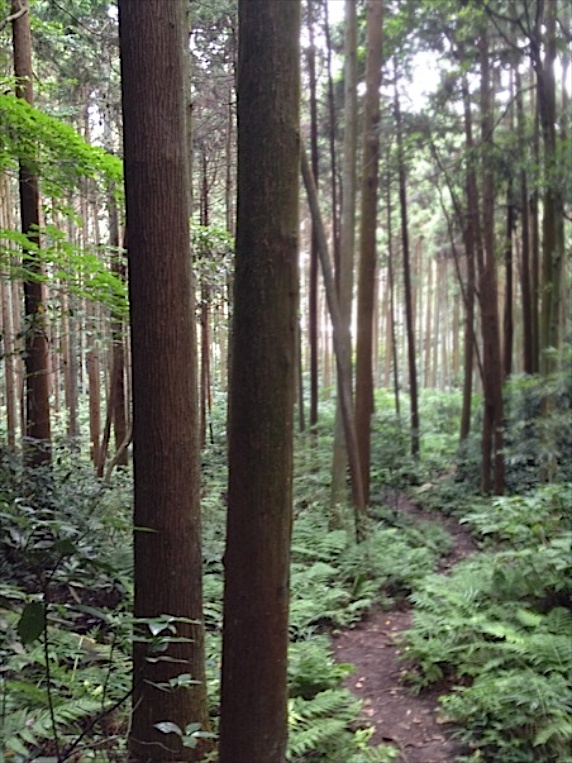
[0,2,27,34]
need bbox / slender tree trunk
[431,262,441,389]
[531,72,541,372]
[297,318,305,433]
[452,291,460,382]
[12,0,51,467]
[516,68,534,374]
[355,0,383,503]
[460,70,485,446]
[394,70,419,457]
[302,147,366,535]
[307,0,319,430]
[537,0,563,375]
[118,2,211,760]
[219,4,300,761]
[86,301,101,467]
[330,0,358,513]
[479,29,505,495]
[323,0,341,279]
[109,194,127,464]
[0,172,18,449]
[503,177,515,379]
[424,256,433,387]
[386,180,400,416]
[200,285,212,447]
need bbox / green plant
[442,670,572,763]
[402,483,572,762]
[459,483,571,548]
[288,688,398,763]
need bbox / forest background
[0,0,570,762]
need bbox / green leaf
[54,538,77,556]
[17,601,45,644]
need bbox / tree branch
[0,3,27,34]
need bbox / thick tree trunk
[219,3,300,761]
[355,0,383,504]
[118,2,211,760]
[11,0,52,467]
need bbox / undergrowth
[406,480,572,763]
[2,381,570,763]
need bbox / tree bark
[219,3,300,761]
[394,70,419,457]
[307,0,319,430]
[109,193,127,464]
[331,0,358,513]
[386,175,400,415]
[355,0,383,504]
[537,0,563,375]
[118,1,210,759]
[515,68,534,374]
[11,0,52,467]
[503,177,515,380]
[479,29,505,495]
[302,147,367,536]
[0,173,18,449]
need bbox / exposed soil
[333,495,478,763]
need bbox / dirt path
[333,496,477,763]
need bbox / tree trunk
[530,67,540,372]
[386,177,400,416]
[331,0,358,514]
[118,2,211,760]
[479,29,505,495]
[503,177,515,380]
[11,0,52,467]
[394,71,419,457]
[323,0,341,280]
[302,147,366,537]
[0,172,18,449]
[307,0,319,430]
[424,256,433,387]
[355,0,383,504]
[219,3,300,761]
[537,0,563,375]
[515,68,534,374]
[86,301,101,467]
[109,193,128,464]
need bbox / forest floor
[333,495,478,763]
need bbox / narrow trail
[333,496,478,763]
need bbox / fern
[441,670,572,762]
[2,696,106,757]
[288,689,398,763]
